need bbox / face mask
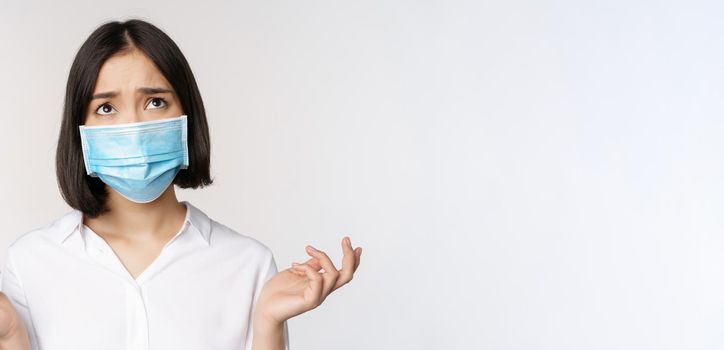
[78,115,189,203]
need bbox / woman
[0,19,362,350]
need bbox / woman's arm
[0,250,34,350]
[251,316,286,350]
[245,250,290,350]
[0,292,31,350]
[251,236,362,350]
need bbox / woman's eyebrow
[91,87,173,100]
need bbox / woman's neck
[82,186,187,242]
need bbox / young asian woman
[0,19,362,350]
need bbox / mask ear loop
[78,126,97,177]
[180,114,190,169]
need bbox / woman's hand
[253,236,363,327]
[0,292,31,350]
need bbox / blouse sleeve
[244,250,290,350]
[1,247,40,350]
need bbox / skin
[0,293,30,350]
[0,46,362,350]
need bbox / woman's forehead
[94,49,172,93]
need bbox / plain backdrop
[1,0,723,349]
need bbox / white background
[1,0,723,349]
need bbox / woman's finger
[303,257,323,271]
[334,236,357,291]
[291,263,324,307]
[289,257,322,276]
[294,258,323,274]
[305,245,339,299]
[354,247,362,271]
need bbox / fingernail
[292,262,300,266]
[307,245,318,252]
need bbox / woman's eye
[95,103,115,115]
[146,97,167,110]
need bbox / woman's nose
[125,111,146,124]
[128,114,143,123]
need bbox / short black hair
[56,19,213,218]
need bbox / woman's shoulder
[206,218,275,261]
[185,201,273,259]
[7,208,81,253]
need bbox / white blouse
[0,201,290,350]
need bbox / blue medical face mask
[78,115,189,203]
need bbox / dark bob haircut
[56,19,213,218]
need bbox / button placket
[125,283,150,350]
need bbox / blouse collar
[50,200,212,246]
